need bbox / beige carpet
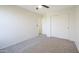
[23,37,78,53]
[0,36,78,53]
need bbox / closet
[41,12,75,40]
[51,15,70,39]
[42,14,70,39]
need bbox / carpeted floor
[0,36,78,53]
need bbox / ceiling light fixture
[38,5,42,8]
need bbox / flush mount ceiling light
[38,5,43,8]
[36,5,50,10]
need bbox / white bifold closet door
[42,15,70,39]
[51,15,70,39]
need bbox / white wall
[0,6,42,49]
[75,6,79,50]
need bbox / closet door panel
[51,15,69,39]
[42,16,51,37]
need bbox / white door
[42,15,70,39]
[51,15,70,39]
[42,16,51,37]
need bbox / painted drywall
[75,6,79,50]
[0,6,42,49]
[42,7,76,41]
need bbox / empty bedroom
[0,5,79,53]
